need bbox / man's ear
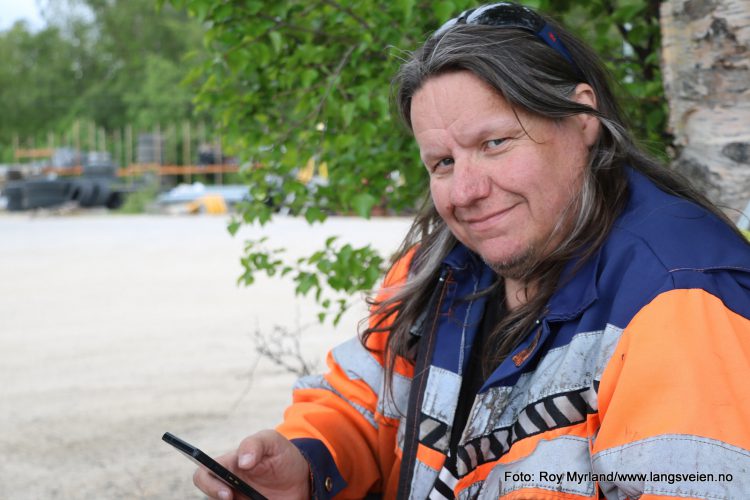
[572,83,600,148]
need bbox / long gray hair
[363,10,737,383]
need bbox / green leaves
[227,219,241,236]
[397,0,416,22]
[300,68,318,88]
[434,1,456,21]
[237,235,385,326]
[351,193,378,218]
[341,102,357,127]
[612,0,647,23]
[304,206,327,224]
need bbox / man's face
[410,71,599,276]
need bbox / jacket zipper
[396,266,452,499]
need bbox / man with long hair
[193,3,750,499]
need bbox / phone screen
[162,432,268,500]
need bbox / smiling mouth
[463,205,518,231]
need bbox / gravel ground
[0,212,410,499]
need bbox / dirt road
[0,213,410,499]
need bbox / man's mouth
[462,204,518,232]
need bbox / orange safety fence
[15,148,55,159]
[38,164,241,177]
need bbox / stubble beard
[483,243,539,281]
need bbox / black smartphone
[162,432,268,500]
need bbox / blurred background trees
[0,0,209,161]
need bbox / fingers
[236,429,285,471]
[191,431,308,499]
[192,453,235,500]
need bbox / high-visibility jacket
[277,168,750,499]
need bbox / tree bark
[660,0,750,218]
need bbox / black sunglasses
[433,2,583,78]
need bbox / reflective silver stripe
[428,488,452,500]
[516,410,540,435]
[464,324,622,440]
[410,460,441,500]
[293,373,327,391]
[553,393,584,423]
[379,386,410,419]
[423,365,462,423]
[438,463,459,489]
[593,434,750,499]
[420,418,446,449]
[421,418,441,435]
[493,429,510,450]
[465,441,478,470]
[478,436,596,498]
[534,401,558,428]
[293,373,378,429]
[580,384,598,409]
[479,436,492,460]
[331,337,383,384]
[396,416,406,452]
[510,424,519,444]
[428,466,461,500]
[330,337,411,419]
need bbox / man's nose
[449,159,490,207]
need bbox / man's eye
[433,157,454,170]
[486,138,506,149]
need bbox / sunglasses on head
[433,2,583,78]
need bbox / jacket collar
[442,241,601,324]
[545,250,600,322]
[443,241,485,274]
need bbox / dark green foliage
[0,23,83,154]
[79,0,208,130]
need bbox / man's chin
[481,247,537,280]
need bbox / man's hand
[193,430,310,500]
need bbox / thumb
[236,430,284,470]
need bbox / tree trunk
[660,0,750,218]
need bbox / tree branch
[253,324,318,376]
